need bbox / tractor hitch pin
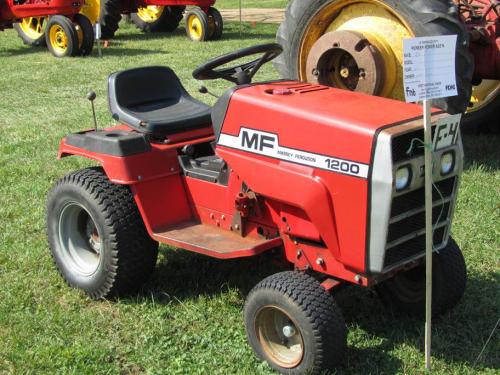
[87,91,98,131]
[199,86,219,99]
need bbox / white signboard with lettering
[403,35,458,102]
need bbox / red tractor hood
[216,81,431,165]
[214,81,439,274]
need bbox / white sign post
[403,35,459,371]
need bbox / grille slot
[392,127,437,163]
[383,173,456,269]
[387,202,450,243]
[384,227,446,268]
[391,177,456,217]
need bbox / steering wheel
[192,43,283,85]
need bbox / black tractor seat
[108,66,212,137]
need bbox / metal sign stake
[423,98,433,370]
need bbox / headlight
[395,166,412,191]
[441,152,455,175]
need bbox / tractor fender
[58,129,179,185]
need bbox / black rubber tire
[376,237,467,318]
[185,7,209,42]
[46,167,159,299]
[275,0,474,115]
[13,19,46,46]
[99,0,122,40]
[131,6,185,33]
[462,87,500,134]
[244,271,347,374]
[208,7,223,41]
[74,14,94,56]
[45,15,79,58]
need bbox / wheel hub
[255,306,304,368]
[306,30,385,95]
[57,203,102,276]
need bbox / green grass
[217,0,289,9]
[0,21,499,375]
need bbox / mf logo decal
[218,128,369,179]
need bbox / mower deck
[152,221,283,259]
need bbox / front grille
[383,175,457,269]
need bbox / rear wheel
[47,167,159,299]
[207,7,223,40]
[275,0,474,117]
[376,237,467,317]
[45,16,79,57]
[465,80,500,133]
[131,5,185,33]
[14,17,46,46]
[74,14,95,56]
[244,271,347,374]
[185,7,209,42]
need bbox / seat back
[108,66,185,120]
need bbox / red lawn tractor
[47,44,467,374]
[0,0,94,56]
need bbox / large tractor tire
[465,80,500,134]
[99,0,122,39]
[131,6,185,33]
[274,0,495,131]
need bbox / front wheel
[46,167,159,299]
[244,271,347,374]
[376,237,467,318]
[45,15,79,57]
[185,7,209,42]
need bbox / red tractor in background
[275,0,499,133]
[0,0,94,56]
[46,44,467,374]
[13,0,222,49]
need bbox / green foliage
[0,21,499,375]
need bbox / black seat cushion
[108,66,212,136]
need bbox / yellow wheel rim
[299,0,413,101]
[187,14,203,40]
[49,24,69,55]
[80,0,100,25]
[469,80,500,113]
[19,17,46,40]
[137,6,164,23]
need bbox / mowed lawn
[0,18,499,375]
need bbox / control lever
[87,91,98,131]
[199,86,219,99]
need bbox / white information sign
[403,35,458,102]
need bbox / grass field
[0,18,499,375]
